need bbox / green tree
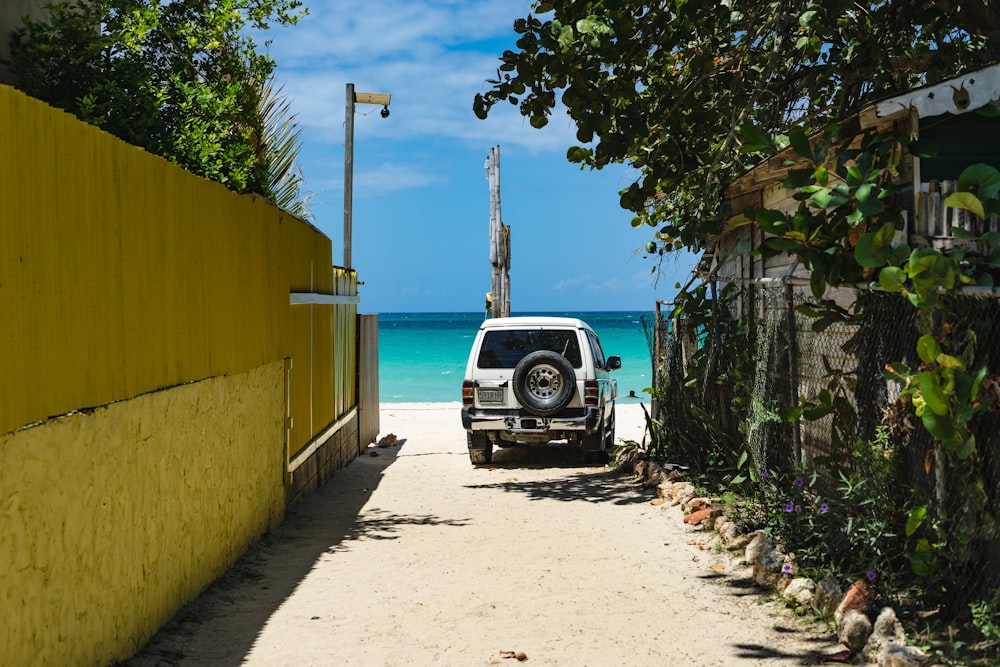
[474,0,1000,251]
[6,0,309,210]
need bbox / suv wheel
[604,405,616,451]
[511,350,576,416]
[468,432,492,465]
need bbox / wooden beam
[354,92,391,106]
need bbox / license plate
[478,388,503,403]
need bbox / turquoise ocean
[378,311,655,403]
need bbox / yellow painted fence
[0,85,369,666]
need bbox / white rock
[879,642,930,667]
[783,577,816,608]
[744,531,771,565]
[813,573,843,618]
[863,608,907,663]
[837,609,873,652]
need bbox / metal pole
[344,83,355,269]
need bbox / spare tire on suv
[511,350,576,416]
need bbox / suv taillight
[463,381,474,405]
[584,379,598,406]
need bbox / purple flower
[782,564,792,574]
[794,504,802,512]
[794,477,804,487]
[866,570,877,581]
[761,469,769,479]
[820,503,829,513]
[784,503,794,513]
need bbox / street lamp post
[344,83,391,269]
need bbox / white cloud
[550,274,594,292]
[264,1,576,153]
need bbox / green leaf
[919,372,950,416]
[529,114,549,129]
[956,433,976,459]
[739,122,771,151]
[906,505,927,537]
[854,222,896,267]
[788,126,812,160]
[937,354,964,370]
[916,334,941,364]
[783,168,814,188]
[922,409,957,441]
[557,24,574,49]
[810,271,826,299]
[856,197,884,216]
[855,182,873,202]
[944,192,985,219]
[879,266,906,291]
[576,16,613,36]
[957,163,1000,200]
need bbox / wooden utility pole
[485,145,510,318]
[344,83,391,269]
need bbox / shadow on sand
[124,439,465,666]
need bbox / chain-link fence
[648,279,1000,621]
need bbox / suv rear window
[477,329,582,369]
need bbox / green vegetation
[5,0,310,216]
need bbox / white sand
[127,401,838,666]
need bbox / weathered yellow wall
[0,362,287,667]
[0,84,357,452]
[0,84,361,665]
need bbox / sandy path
[127,402,838,666]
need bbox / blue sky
[263,0,697,313]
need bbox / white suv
[460,316,620,464]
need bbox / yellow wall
[0,84,357,452]
[0,85,360,665]
[0,363,287,666]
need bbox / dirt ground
[126,402,842,666]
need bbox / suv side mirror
[606,356,621,370]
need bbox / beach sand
[126,401,838,666]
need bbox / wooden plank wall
[357,313,380,447]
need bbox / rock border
[613,446,931,667]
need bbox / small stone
[752,546,785,589]
[656,481,674,498]
[643,463,665,487]
[835,579,872,623]
[702,509,724,530]
[683,509,713,525]
[879,642,929,667]
[814,573,843,618]
[725,532,756,551]
[838,609,873,652]
[685,497,712,513]
[670,482,696,507]
[744,531,771,565]
[715,518,738,543]
[863,607,907,664]
[782,577,816,608]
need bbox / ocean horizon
[377,311,656,403]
